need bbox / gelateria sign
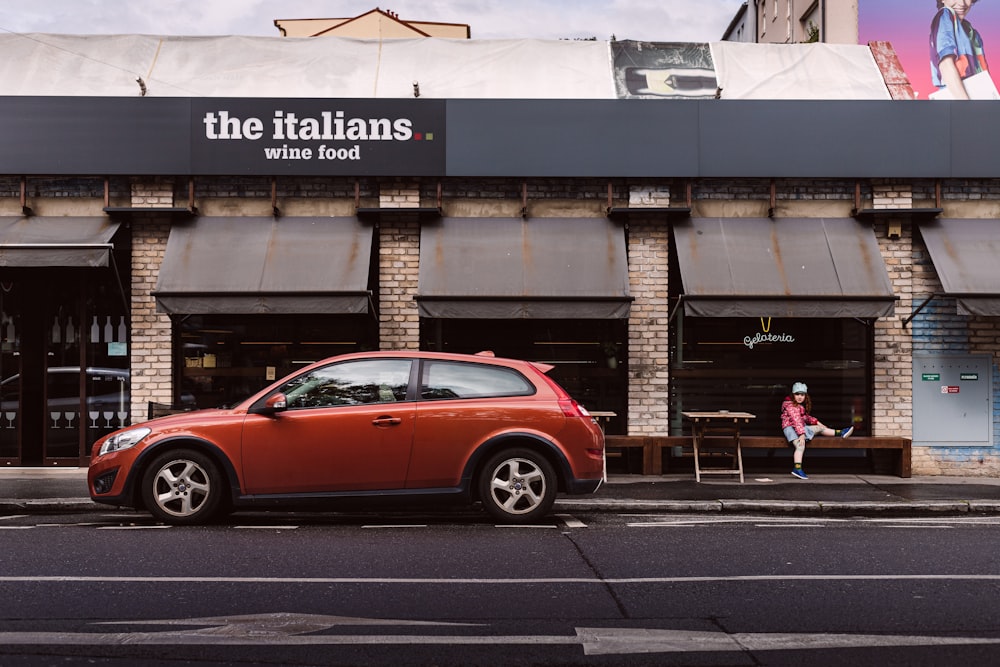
[743,318,795,349]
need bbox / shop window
[177,314,377,410]
[420,318,627,434]
[669,314,872,437]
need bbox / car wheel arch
[464,433,572,495]
[127,437,241,509]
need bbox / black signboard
[0,97,446,176]
[0,96,994,178]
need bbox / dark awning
[153,217,374,315]
[672,218,896,318]
[417,217,631,319]
[0,216,120,267]
[918,219,1000,316]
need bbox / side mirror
[252,392,288,416]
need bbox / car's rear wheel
[478,448,557,523]
[141,449,224,525]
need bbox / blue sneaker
[841,426,854,438]
[790,468,809,480]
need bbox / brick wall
[625,218,671,435]
[871,183,914,442]
[128,181,175,422]
[129,219,173,422]
[378,182,422,349]
[874,218,913,440]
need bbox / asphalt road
[2,509,1000,666]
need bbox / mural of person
[930,0,991,99]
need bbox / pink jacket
[780,395,818,436]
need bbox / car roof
[299,350,552,375]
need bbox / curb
[0,499,97,514]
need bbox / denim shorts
[783,425,815,443]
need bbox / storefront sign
[191,99,445,175]
[743,318,795,350]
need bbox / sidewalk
[2,467,999,516]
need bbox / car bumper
[564,476,603,495]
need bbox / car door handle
[372,416,402,427]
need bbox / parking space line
[554,514,587,529]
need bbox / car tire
[478,448,557,524]
[141,449,224,525]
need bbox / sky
[0,0,744,43]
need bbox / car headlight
[98,427,152,456]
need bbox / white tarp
[710,42,891,100]
[0,33,616,98]
[0,33,891,100]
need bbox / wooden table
[589,411,617,432]
[682,411,756,483]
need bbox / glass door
[0,283,21,464]
[43,280,86,461]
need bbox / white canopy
[710,42,891,100]
[0,33,890,100]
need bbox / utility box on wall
[913,354,992,447]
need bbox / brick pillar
[626,219,671,435]
[130,177,175,208]
[129,180,175,423]
[871,180,914,447]
[377,182,422,350]
[379,181,421,208]
[129,220,173,423]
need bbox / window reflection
[420,360,534,400]
[281,359,411,409]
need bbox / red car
[88,351,605,525]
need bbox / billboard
[611,41,718,99]
[860,0,1000,100]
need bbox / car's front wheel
[141,449,224,525]
[478,448,557,523]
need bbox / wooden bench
[605,435,912,478]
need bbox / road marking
[234,525,300,530]
[555,514,587,528]
[3,574,999,584]
[96,525,172,530]
[0,613,997,655]
[0,526,32,530]
[494,524,559,529]
[0,514,27,521]
[619,514,1000,527]
[621,515,836,525]
[362,525,426,529]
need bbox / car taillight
[558,398,590,418]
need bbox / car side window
[280,359,412,409]
[420,360,535,400]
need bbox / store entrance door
[0,272,130,466]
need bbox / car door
[241,358,415,494]
[407,358,544,488]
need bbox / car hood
[144,406,243,427]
